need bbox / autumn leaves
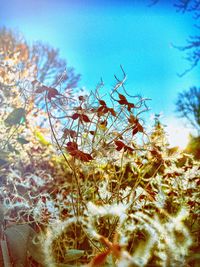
[32,72,147,164]
[66,142,93,162]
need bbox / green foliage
[4,108,26,126]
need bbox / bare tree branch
[151,0,200,75]
[175,87,200,134]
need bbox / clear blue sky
[0,0,199,129]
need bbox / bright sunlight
[165,118,191,149]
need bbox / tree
[0,27,80,105]
[0,27,81,168]
[175,86,200,134]
[151,0,200,75]
[173,0,200,75]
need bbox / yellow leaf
[34,130,51,146]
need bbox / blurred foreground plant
[0,53,199,266]
[23,67,199,267]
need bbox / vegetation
[153,0,200,160]
[176,87,200,159]
[0,28,200,267]
[176,87,200,134]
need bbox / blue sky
[0,0,199,146]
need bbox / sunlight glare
[165,119,191,150]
